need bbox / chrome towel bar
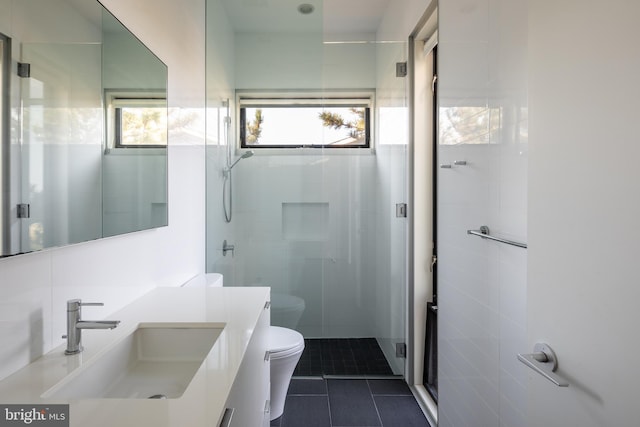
[467,225,527,249]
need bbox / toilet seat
[268,326,304,359]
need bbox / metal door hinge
[431,74,438,93]
[17,203,30,219]
[396,203,407,218]
[396,62,407,78]
[17,62,31,78]
[396,342,407,358]
[430,255,437,272]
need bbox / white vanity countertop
[0,286,270,427]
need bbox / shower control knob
[222,240,235,257]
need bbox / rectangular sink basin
[42,323,224,399]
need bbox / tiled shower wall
[437,0,528,426]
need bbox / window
[105,90,167,149]
[238,94,373,149]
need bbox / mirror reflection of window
[113,98,168,148]
[105,90,167,150]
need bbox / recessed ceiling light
[297,3,315,15]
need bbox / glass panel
[371,40,408,376]
[20,42,104,252]
[206,0,407,378]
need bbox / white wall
[0,0,206,381]
[376,0,431,42]
[437,0,528,426]
[234,32,376,90]
[214,153,380,339]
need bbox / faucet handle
[66,299,104,311]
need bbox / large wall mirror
[0,0,168,257]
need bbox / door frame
[406,3,438,425]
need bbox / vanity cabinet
[220,300,270,427]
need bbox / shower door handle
[517,343,569,387]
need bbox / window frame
[236,90,375,152]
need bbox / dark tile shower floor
[271,378,431,427]
[293,338,394,377]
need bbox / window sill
[105,147,167,156]
[236,147,376,156]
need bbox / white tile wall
[438,0,528,425]
[213,154,381,338]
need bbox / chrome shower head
[228,150,255,170]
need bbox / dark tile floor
[293,338,394,376]
[271,379,431,427]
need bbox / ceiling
[221,0,391,35]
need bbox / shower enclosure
[205,0,409,377]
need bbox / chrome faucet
[63,299,120,355]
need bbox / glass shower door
[205,0,409,379]
[370,39,409,377]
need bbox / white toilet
[268,326,305,420]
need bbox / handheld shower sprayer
[223,150,254,223]
[228,150,254,171]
